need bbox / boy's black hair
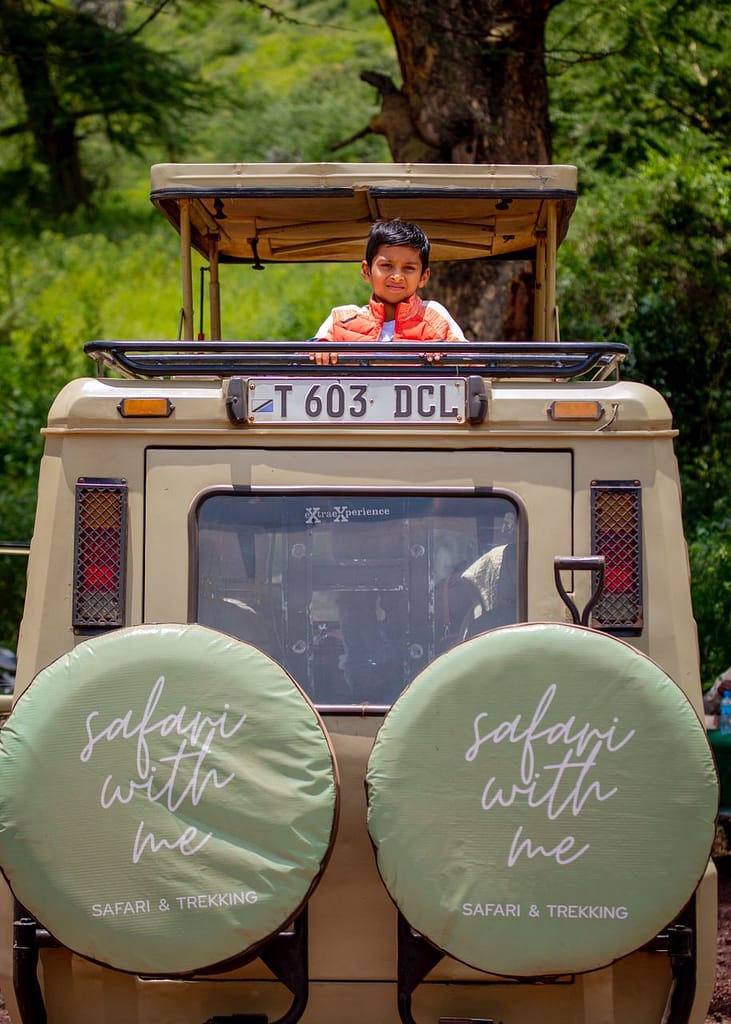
[364,219,430,269]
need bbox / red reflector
[594,531,637,592]
[604,564,634,592]
[83,562,119,590]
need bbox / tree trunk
[369,0,563,339]
[0,0,92,215]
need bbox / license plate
[247,377,467,425]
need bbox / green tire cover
[366,623,718,977]
[0,624,339,975]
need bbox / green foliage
[0,0,212,213]
[548,0,731,179]
[2,222,364,343]
[142,0,395,164]
[219,263,367,339]
[0,324,85,511]
[558,151,731,514]
[549,0,731,681]
[688,516,731,686]
[0,0,394,213]
[558,151,731,678]
[0,322,87,647]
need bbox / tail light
[73,478,127,631]
[590,480,643,635]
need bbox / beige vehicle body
[0,163,718,1024]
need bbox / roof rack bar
[84,340,627,382]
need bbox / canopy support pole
[179,199,194,341]
[533,229,547,341]
[545,200,559,342]
[209,238,221,341]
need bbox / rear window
[195,493,520,708]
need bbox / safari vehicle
[0,163,719,1024]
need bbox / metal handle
[553,556,605,626]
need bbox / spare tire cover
[0,624,339,975]
[366,623,717,977]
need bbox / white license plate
[247,377,467,425]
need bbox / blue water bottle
[721,688,731,735]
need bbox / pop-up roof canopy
[149,162,577,339]
[150,162,577,265]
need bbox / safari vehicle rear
[0,163,718,1024]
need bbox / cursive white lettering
[79,675,247,863]
[80,676,247,778]
[132,820,211,864]
[465,683,635,868]
[507,825,590,867]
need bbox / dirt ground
[0,872,728,1023]
[708,858,731,1023]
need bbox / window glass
[196,494,518,707]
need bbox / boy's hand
[310,351,339,366]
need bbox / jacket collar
[367,292,423,324]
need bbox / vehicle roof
[149,162,577,265]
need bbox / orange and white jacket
[315,293,465,342]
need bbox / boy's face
[361,244,430,306]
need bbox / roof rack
[84,341,627,382]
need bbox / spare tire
[0,624,339,976]
[366,623,717,977]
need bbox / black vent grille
[591,481,643,634]
[73,479,127,630]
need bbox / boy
[313,219,464,363]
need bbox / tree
[345,0,730,339]
[0,0,203,215]
[350,0,564,339]
[547,0,731,179]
